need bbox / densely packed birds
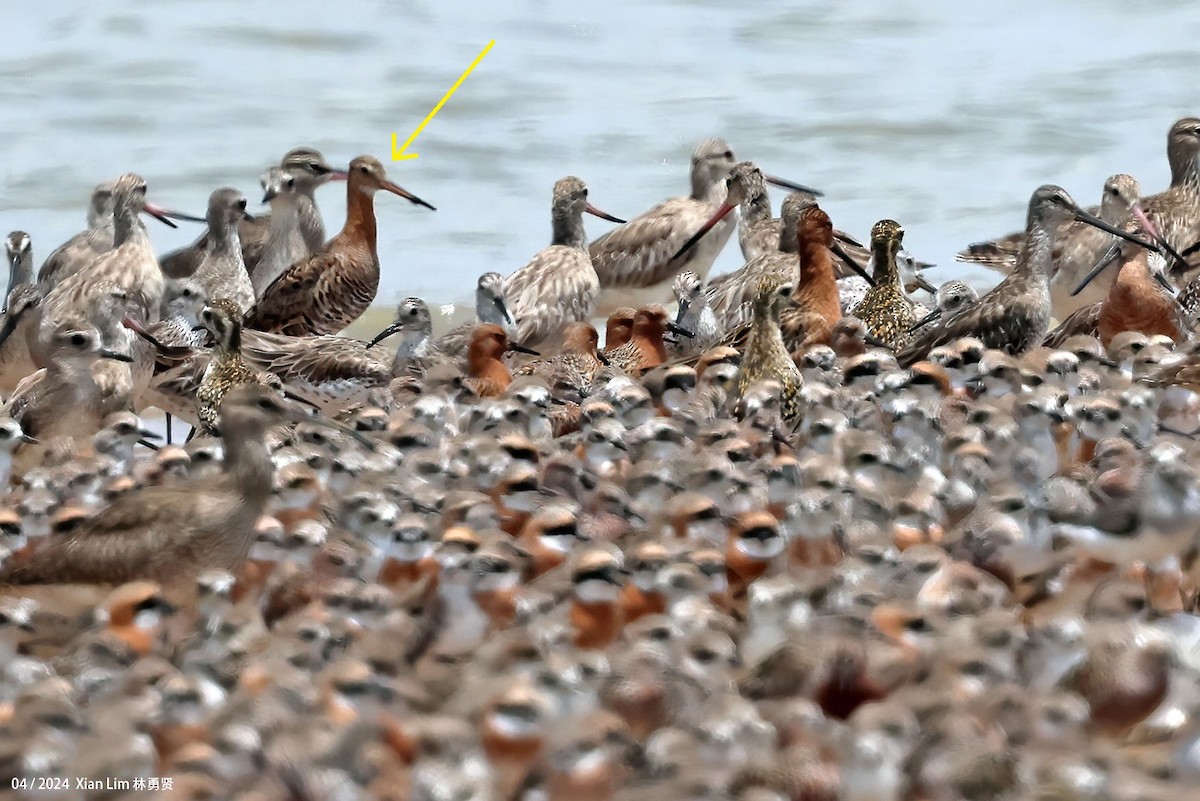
[3,121,1200,799]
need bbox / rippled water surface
[3,0,1200,308]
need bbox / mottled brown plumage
[738,275,802,417]
[851,219,915,349]
[196,300,277,434]
[602,306,674,375]
[0,387,345,588]
[246,155,434,337]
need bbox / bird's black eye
[309,161,322,172]
[722,150,733,159]
[285,177,295,188]
[238,199,247,210]
[258,398,274,410]
[70,333,86,346]
[359,165,370,174]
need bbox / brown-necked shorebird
[463,324,538,398]
[4,232,33,313]
[0,386,366,589]
[502,176,623,348]
[161,147,348,280]
[701,193,872,331]
[514,321,608,389]
[246,155,434,337]
[196,300,278,435]
[589,139,817,313]
[851,220,918,350]
[898,185,1163,367]
[602,305,689,375]
[1049,244,1187,348]
[191,188,256,317]
[720,204,853,356]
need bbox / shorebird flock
[4,119,1200,799]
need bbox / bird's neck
[551,209,587,250]
[221,430,276,558]
[112,208,142,248]
[1018,224,1056,281]
[296,192,327,251]
[210,219,241,256]
[338,186,378,255]
[393,330,431,364]
[798,240,837,293]
[871,242,901,287]
[1169,147,1200,191]
[743,190,772,228]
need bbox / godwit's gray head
[475,271,513,327]
[688,137,740,199]
[87,180,119,227]
[551,176,623,225]
[109,172,205,230]
[206,187,253,230]
[281,147,349,189]
[260,166,298,205]
[1166,118,1200,184]
[1028,185,1161,256]
[346,155,436,210]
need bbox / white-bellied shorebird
[667,270,720,356]
[502,176,623,348]
[246,156,434,337]
[251,166,310,299]
[434,272,517,359]
[4,232,33,314]
[589,139,818,314]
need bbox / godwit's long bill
[669,195,876,286]
[588,137,818,314]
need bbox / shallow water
[3,0,1200,311]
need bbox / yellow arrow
[392,40,495,161]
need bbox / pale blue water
[3,0,1200,307]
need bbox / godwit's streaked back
[589,138,818,314]
[503,176,623,348]
[246,156,434,337]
